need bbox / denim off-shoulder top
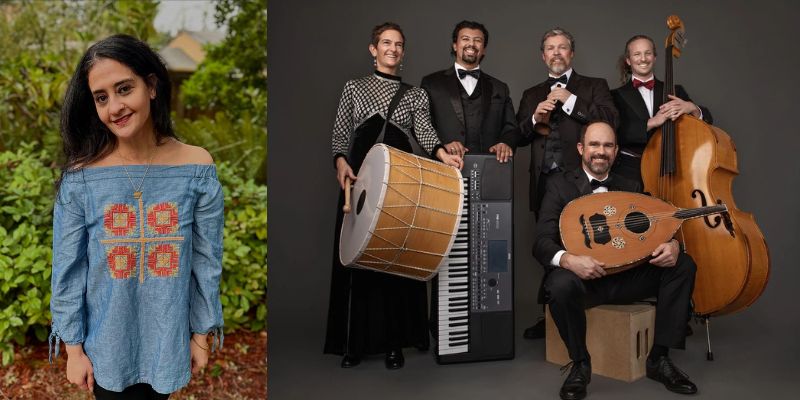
[50,164,224,394]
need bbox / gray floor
[269,303,799,399]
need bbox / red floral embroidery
[107,246,136,279]
[104,204,136,236]
[147,243,180,277]
[147,202,179,235]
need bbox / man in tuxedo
[421,20,520,163]
[611,34,713,186]
[517,27,618,339]
[534,121,698,400]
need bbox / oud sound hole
[356,190,367,215]
[624,211,650,234]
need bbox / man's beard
[586,155,611,175]
[549,58,567,75]
[461,47,478,64]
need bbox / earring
[399,62,404,72]
[373,57,377,67]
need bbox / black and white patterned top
[331,71,441,161]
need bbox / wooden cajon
[545,304,656,382]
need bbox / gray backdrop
[269,0,800,398]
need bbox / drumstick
[343,177,352,213]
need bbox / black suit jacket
[421,67,521,152]
[516,71,618,211]
[611,79,713,149]
[532,168,641,276]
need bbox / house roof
[186,30,225,45]
[159,47,198,73]
[160,30,225,73]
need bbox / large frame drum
[340,144,463,280]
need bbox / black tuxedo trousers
[545,255,696,363]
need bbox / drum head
[339,145,390,266]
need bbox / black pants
[94,383,170,400]
[544,253,696,362]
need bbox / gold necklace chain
[121,148,157,199]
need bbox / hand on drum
[335,157,357,190]
[489,142,513,163]
[650,239,680,268]
[436,147,464,170]
[561,253,606,280]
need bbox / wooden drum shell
[339,144,463,280]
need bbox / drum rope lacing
[368,151,463,275]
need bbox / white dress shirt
[632,74,703,120]
[532,68,578,125]
[632,75,656,117]
[455,62,480,96]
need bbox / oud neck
[673,204,728,220]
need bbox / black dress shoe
[523,319,546,339]
[646,356,698,394]
[559,360,591,400]
[340,354,361,368]
[385,349,404,369]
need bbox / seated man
[532,121,698,400]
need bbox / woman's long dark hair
[60,34,176,176]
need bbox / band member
[421,20,520,162]
[324,22,461,370]
[534,121,698,399]
[517,27,618,339]
[611,34,712,186]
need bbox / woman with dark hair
[324,22,462,369]
[49,34,224,399]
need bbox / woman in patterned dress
[324,22,462,369]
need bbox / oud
[560,192,728,273]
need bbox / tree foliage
[0,0,164,156]
[178,0,267,183]
[181,0,267,126]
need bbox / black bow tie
[457,68,481,79]
[590,177,611,190]
[546,75,568,86]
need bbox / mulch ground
[0,330,266,400]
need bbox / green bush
[216,162,268,332]
[0,144,57,366]
[175,112,267,184]
[0,145,267,365]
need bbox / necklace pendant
[134,191,142,199]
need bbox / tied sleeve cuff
[194,326,225,352]
[211,327,224,352]
[48,328,85,364]
[48,331,60,364]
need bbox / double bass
[640,16,770,318]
